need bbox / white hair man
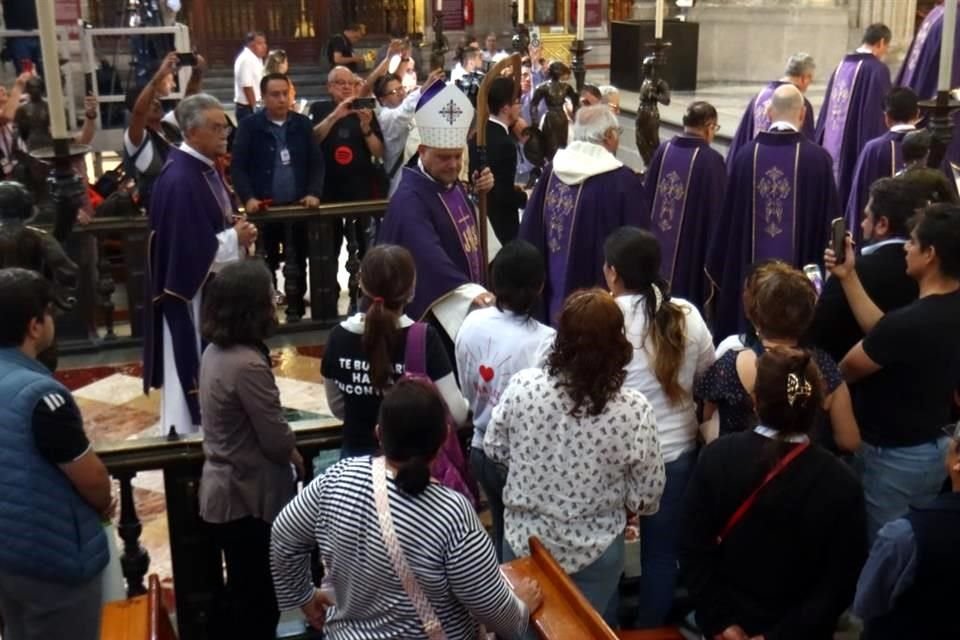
[143,93,258,434]
[518,104,648,325]
[726,52,816,169]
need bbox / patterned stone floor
[57,340,332,585]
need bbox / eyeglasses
[608,126,624,136]
[710,123,722,132]
[384,87,405,97]
[330,79,353,86]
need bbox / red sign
[570,0,604,28]
[55,0,81,26]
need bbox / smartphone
[175,52,198,67]
[831,217,847,264]
[803,264,824,296]
[351,97,378,110]
[21,59,34,74]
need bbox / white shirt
[769,120,800,132]
[616,294,715,462]
[234,46,264,105]
[889,123,917,133]
[377,87,422,195]
[455,307,555,447]
[484,368,665,573]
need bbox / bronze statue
[530,61,579,161]
[13,77,53,151]
[635,55,671,167]
[0,181,78,370]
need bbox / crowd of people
[1,9,960,640]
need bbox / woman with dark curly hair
[198,259,302,640]
[483,288,666,623]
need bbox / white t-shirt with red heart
[454,307,556,449]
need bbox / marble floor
[59,340,334,587]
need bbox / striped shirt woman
[271,456,530,638]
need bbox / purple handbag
[403,322,479,509]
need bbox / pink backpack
[403,322,479,509]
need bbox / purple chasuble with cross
[520,158,648,326]
[845,129,909,240]
[643,135,725,306]
[707,131,839,338]
[726,80,816,173]
[376,165,485,321]
[142,148,235,425]
[816,53,891,207]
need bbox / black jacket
[469,119,527,245]
[809,240,918,363]
[230,110,325,205]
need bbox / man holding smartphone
[310,65,385,316]
[826,203,960,544]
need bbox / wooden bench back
[500,537,685,640]
[101,575,177,640]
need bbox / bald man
[706,84,840,337]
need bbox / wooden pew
[501,537,685,640]
[101,574,177,640]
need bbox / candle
[436,0,442,12]
[518,0,525,25]
[940,0,957,91]
[35,0,68,139]
[576,0,585,40]
[655,0,665,39]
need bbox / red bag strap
[716,441,810,544]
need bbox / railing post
[115,470,150,597]
[98,237,117,340]
[345,218,361,315]
[283,221,306,322]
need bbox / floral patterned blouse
[483,368,666,573]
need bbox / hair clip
[786,373,812,407]
[651,283,663,313]
[372,296,385,305]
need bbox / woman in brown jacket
[198,259,303,640]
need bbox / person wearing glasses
[374,69,443,196]
[519,104,647,326]
[706,83,840,339]
[642,100,725,306]
[853,420,960,640]
[143,93,259,435]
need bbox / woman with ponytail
[602,226,715,628]
[271,378,542,639]
[680,347,867,640]
[321,245,468,459]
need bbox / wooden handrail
[500,537,684,640]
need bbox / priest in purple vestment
[845,88,920,240]
[816,23,893,207]
[519,104,648,326]
[643,101,725,307]
[708,84,839,339]
[142,94,258,434]
[726,53,817,170]
[894,1,960,169]
[376,81,495,344]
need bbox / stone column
[852,0,918,62]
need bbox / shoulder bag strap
[371,457,446,640]
[716,441,811,544]
[403,322,429,377]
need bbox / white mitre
[414,81,474,149]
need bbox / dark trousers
[470,447,507,561]
[207,517,279,640]
[8,38,43,78]
[235,103,254,121]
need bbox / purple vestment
[845,129,910,240]
[726,80,816,172]
[376,165,485,321]
[643,135,726,306]
[895,5,960,168]
[706,131,839,338]
[142,148,234,424]
[519,163,648,326]
[816,53,891,207]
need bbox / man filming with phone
[310,65,385,315]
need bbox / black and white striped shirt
[270,456,528,639]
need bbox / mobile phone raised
[175,52,198,67]
[831,217,847,265]
[350,97,378,110]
